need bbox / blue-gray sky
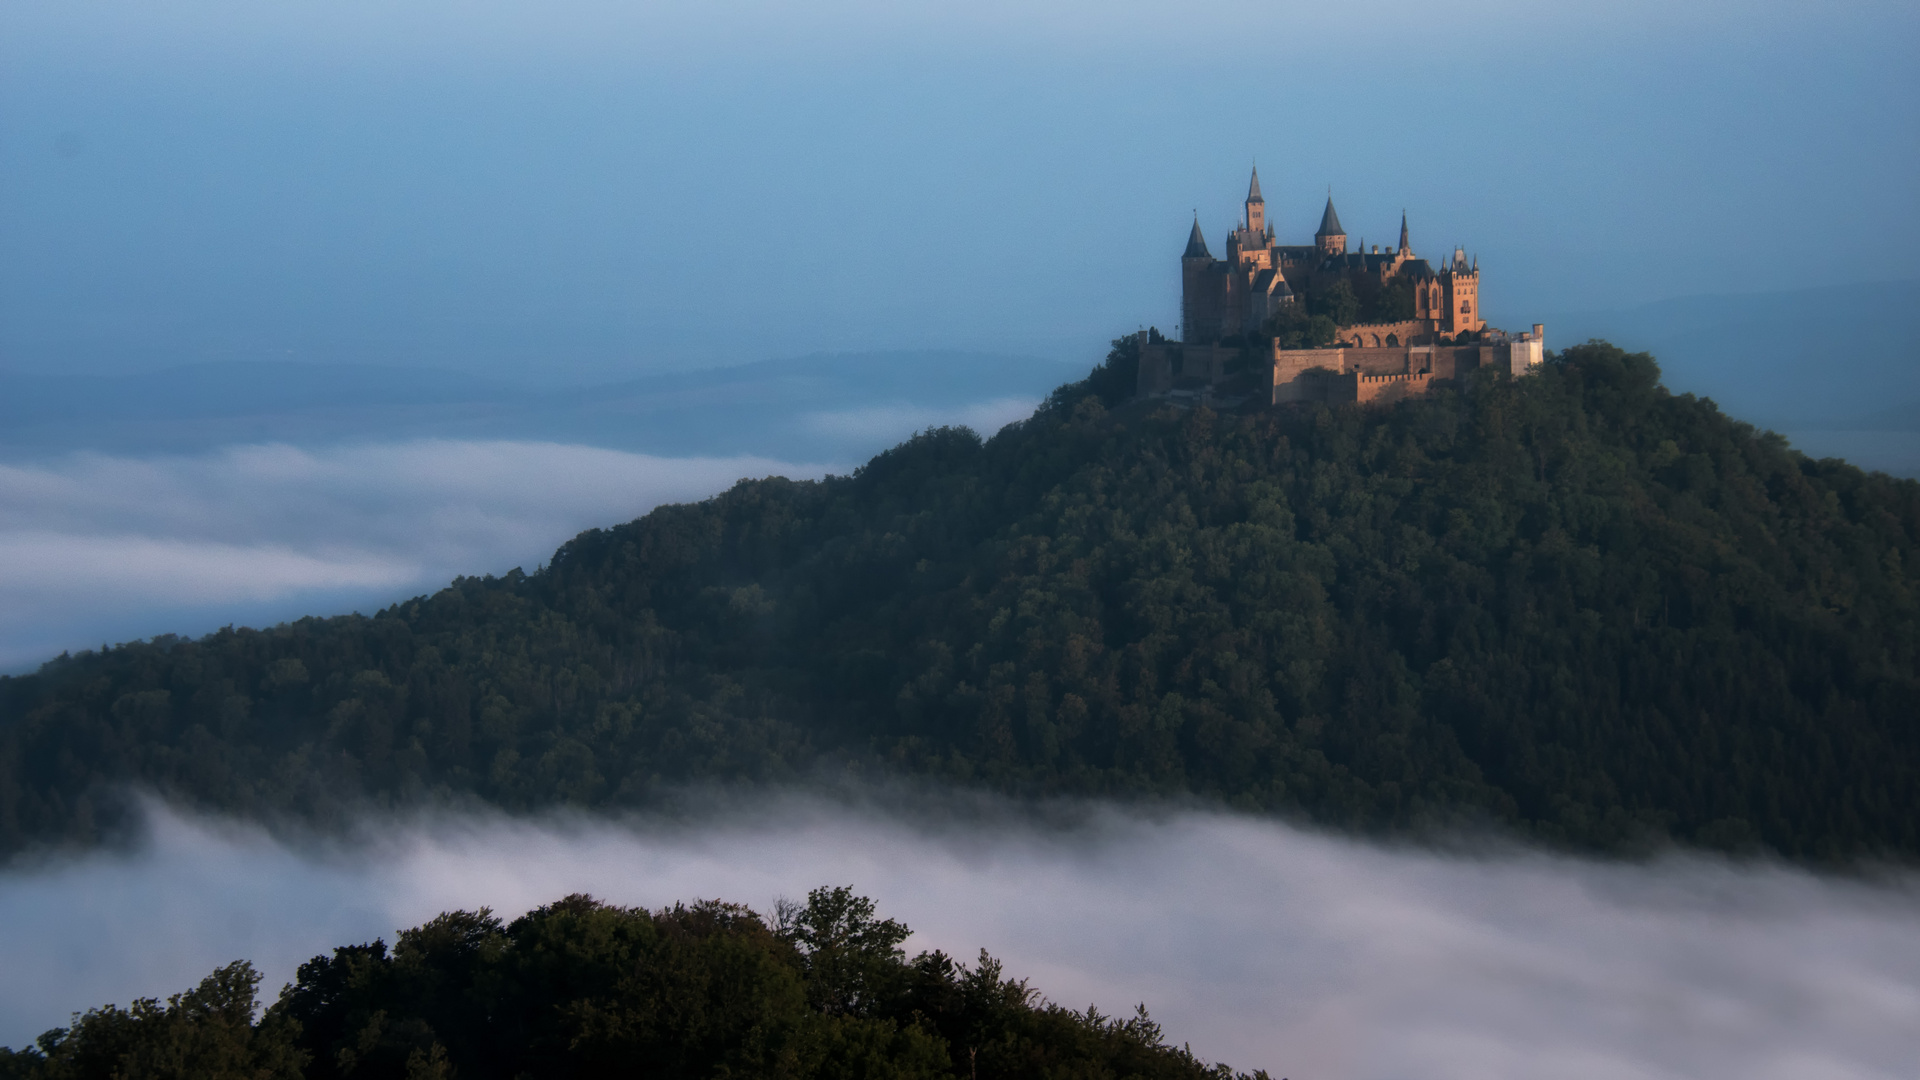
[4,0,1915,381]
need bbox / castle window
[1460,301,1471,313]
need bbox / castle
[1138,168,1543,406]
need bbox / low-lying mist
[1,793,1913,1079]
[0,440,828,670]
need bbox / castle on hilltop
[1139,168,1543,406]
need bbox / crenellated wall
[1355,370,1434,404]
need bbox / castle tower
[1397,211,1411,255]
[1183,217,1211,261]
[1180,217,1226,343]
[1245,166,1266,238]
[1442,245,1483,334]
[1315,196,1347,256]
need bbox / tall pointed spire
[1398,210,1410,253]
[1243,166,1267,236]
[1183,215,1211,259]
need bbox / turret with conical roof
[1180,213,1228,344]
[1398,211,1411,255]
[1183,217,1212,260]
[1315,195,1347,256]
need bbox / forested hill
[2,342,1916,861]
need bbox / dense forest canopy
[0,341,1914,861]
[0,887,1265,1079]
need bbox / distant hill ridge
[0,341,1914,862]
[1542,280,1920,430]
[0,350,1070,460]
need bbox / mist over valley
[2,792,1915,1080]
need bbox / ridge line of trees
[0,887,1273,1080]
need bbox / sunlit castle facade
[1141,167,1544,407]
[1181,166,1486,345]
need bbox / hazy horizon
[3,280,1917,674]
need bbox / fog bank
[0,440,827,670]
[1,796,1914,1079]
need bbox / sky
[1,795,1915,1079]
[2,0,1915,381]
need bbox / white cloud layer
[1,796,1914,1079]
[0,441,827,669]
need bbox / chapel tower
[1245,167,1267,238]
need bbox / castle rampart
[1136,326,1546,407]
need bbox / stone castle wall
[1267,339,1541,405]
[1134,328,1544,406]
[1336,320,1429,348]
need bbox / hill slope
[2,342,1915,860]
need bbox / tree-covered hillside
[0,887,1263,1080]
[1,342,1915,860]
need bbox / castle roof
[1183,218,1212,259]
[1316,197,1345,237]
[1322,252,1370,273]
[1252,268,1293,297]
[1247,167,1264,204]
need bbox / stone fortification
[1143,168,1545,409]
[1136,325,1545,406]
[1335,320,1428,348]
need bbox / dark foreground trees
[0,342,1915,862]
[0,888,1266,1080]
